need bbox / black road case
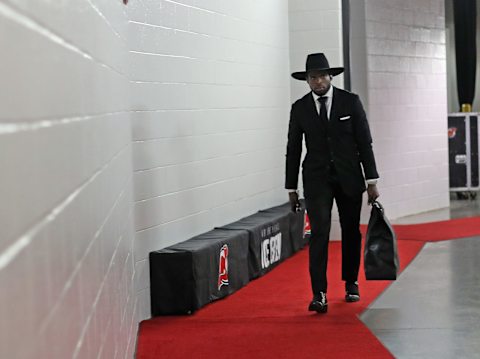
[448,113,479,198]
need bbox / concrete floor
[392,192,480,224]
[361,193,480,358]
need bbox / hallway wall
[128,0,291,323]
[362,0,449,218]
[0,0,451,358]
[0,1,136,359]
[288,0,344,101]
[288,0,345,240]
[288,0,449,224]
[1,1,291,357]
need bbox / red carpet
[370,216,480,242]
[136,217,480,359]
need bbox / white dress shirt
[312,85,333,119]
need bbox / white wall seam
[0,1,127,78]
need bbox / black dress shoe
[308,292,328,313]
[345,281,360,302]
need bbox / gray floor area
[392,192,480,224]
[361,237,480,358]
[361,194,480,359]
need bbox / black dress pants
[305,168,363,294]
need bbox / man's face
[306,71,332,96]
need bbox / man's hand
[289,191,302,213]
[367,184,379,204]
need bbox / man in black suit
[286,53,379,313]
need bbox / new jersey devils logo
[218,244,229,290]
[448,127,457,139]
[304,212,311,236]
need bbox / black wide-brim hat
[291,53,344,80]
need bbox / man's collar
[311,85,333,100]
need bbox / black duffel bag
[364,201,399,280]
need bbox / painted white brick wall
[364,0,450,218]
[0,1,136,359]
[289,0,345,101]
[0,0,451,357]
[288,0,345,239]
[1,0,291,357]
[289,0,449,231]
[127,0,291,323]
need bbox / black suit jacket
[285,87,379,198]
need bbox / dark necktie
[318,96,328,124]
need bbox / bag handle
[372,200,384,212]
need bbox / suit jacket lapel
[306,92,318,120]
[330,86,340,123]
